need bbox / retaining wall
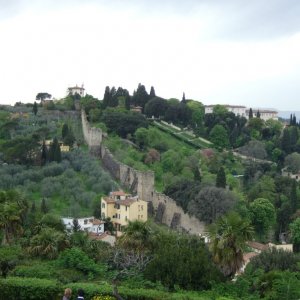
[81,110,205,234]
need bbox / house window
[118,214,120,219]
[125,216,127,221]
[102,203,105,208]
[84,219,88,225]
[141,205,143,211]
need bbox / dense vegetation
[1,84,300,299]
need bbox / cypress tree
[290,180,298,211]
[41,198,49,214]
[290,114,293,126]
[125,92,131,110]
[103,86,110,108]
[216,167,226,188]
[53,138,61,162]
[41,140,47,166]
[149,86,156,98]
[256,110,261,118]
[290,126,298,152]
[281,128,291,154]
[249,108,253,119]
[181,92,186,104]
[72,218,81,232]
[62,123,69,139]
[33,101,38,116]
[293,114,297,126]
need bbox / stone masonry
[81,110,205,234]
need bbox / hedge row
[0,277,222,300]
[152,123,210,149]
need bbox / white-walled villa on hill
[204,104,278,121]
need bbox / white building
[204,105,247,117]
[204,104,278,121]
[246,109,278,121]
[68,84,85,97]
[62,216,105,234]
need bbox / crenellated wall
[81,110,205,234]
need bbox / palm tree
[118,220,152,252]
[208,212,254,277]
[28,227,69,259]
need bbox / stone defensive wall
[81,111,102,156]
[81,110,205,234]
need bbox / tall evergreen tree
[109,86,118,107]
[33,101,38,116]
[49,137,61,162]
[72,218,81,232]
[290,114,293,126]
[216,167,226,188]
[290,180,298,211]
[102,86,110,108]
[281,128,291,154]
[256,110,261,118]
[125,92,131,110]
[249,108,253,119]
[181,92,186,104]
[62,123,69,139]
[41,140,47,166]
[293,114,297,126]
[290,126,299,152]
[149,86,156,98]
[40,198,49,214]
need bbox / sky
[0,0,300,110]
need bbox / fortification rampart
[81,110,102,155]
[81,110,205,234]
[152,192,205,234]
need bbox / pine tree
[249,108,253,119]
[41,140,47,166]
[33,101,38,116]
[256,110,261,118]
[290,180,298,211]
[290,114,293,126]
[40,198,49,214]
[216,167,226,188]
[149,86,156,98]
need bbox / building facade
[68,84,85,97]
[101,191,148,231]
[62,216,105,234]
[204,104,278,121]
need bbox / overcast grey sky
[0,0,300,110]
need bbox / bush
[0,277,61,300]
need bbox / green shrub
[0,277,61,300]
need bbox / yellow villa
[101,191,148,231]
